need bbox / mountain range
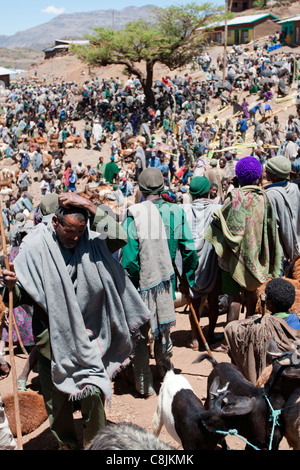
[0,5,156,50]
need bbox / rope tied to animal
[215,394,282,451]
[215,429,261,450]
[264,393,282,451]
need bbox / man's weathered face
[52,214,87,249]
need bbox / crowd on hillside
[0,43,299,203]
[0,37,299,450]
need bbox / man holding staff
[0,193,150,449]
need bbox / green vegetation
[72,3,223,105]
[253,0,267,8]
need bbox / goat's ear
[221,397,256,416]
[209,376,220,397]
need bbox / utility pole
[222,0,233,83]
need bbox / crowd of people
[0,36,299,450]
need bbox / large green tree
[72,3,223,106]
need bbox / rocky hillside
[1,1,300,51]
[0,48,43,71]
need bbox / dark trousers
[37,351,106,449]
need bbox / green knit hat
[189,176,211,197]
[265,156,291,180]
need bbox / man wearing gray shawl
[32,147,44,182]
[284,133,299,162]
[134,144,147,182]
[265,156,300,264]
[181,176,222,349]
[1,195,150,449]
[121,168,176,397]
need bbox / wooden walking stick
[0,273,27,356]
[174,264,213,357]
[0,205,23,449]
[12,313,27,355]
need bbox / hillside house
[0,67,18,88]
[277,15,300,45]
[203,13,279,45]
[230,0,255,13]
[44,39,89,60]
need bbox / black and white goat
[152,369,255,450]
[196,338,300,450]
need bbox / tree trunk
[142,61,155,107]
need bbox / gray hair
[86,422,175,450]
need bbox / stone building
[230,0,255,13]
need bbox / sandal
[17,379,27,391]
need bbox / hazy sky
[1,1,224,36]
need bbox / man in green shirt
[97,156,106,180]
[122,172,198,299]
[104,156,120,184]
[121,168,198,396]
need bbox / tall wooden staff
[0,205,23,449]
[174,264,213,357]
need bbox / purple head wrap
[235,156,262,184]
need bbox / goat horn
[267,351,282,357]
[277,357,291,366]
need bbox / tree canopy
[72,2,224,105]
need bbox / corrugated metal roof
[0,67,17,76]
[277,15,300,24]
[45,40,89,53]
[228,13,278,25]
[44,45,69,52]
[55,40,89,45]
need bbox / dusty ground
[0,39,298,451]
